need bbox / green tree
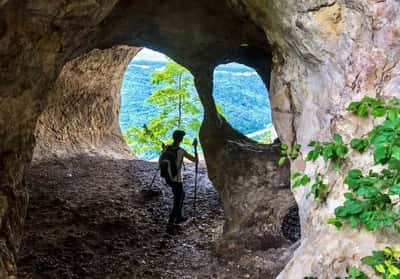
[123,59,203,155]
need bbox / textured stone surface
[227,0,400,277]
[0,1,274,277]
[1,0,399,278]
[33,46,138,161]
[214,140,294,249]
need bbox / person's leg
[175,182,187,222]
[166,178,180,224]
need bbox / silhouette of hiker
[159,130,198,225]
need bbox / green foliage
[351,138,370,153]
[307,174,329,202]
[328,97,400,233]
[124,59,211,153]
[279,143,301,166]
[361,247,400,278]
[347,97,399,119]
[344,267,368,279]
[304,267,368,279]
[291,172,328,202]
[291,172,311,188]
[299,97,400,279]
[306,133,349,171]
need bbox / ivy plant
[291,172,328,202]
[328,97,400,233]
[361,247,400,279]
[306,133,349,171]
[290,97,399,279]
[279,143,301,166]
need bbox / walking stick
[149,167,159,188]
[192,138,199,218]
[148,138,166,189]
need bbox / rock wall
[227,0,400,277]
[33,46,138,161]
[0,1,277,277]
[0,2,120,277]
[194,68,297,257]
[1,0,398,278]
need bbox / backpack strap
[176,147,184,170]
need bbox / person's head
[172,130,185,145]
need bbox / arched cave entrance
[119,47,203,160]
[0,1,311,278]
[213,62,277,143]
[17,43,299,278]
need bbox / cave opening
[8,0,302,276]
[17,43,300,279]
[119,47,202,160]
[212,62,277,144]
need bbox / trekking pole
[144,137,165,189]
[149,167,159,189]
[192,138,199,218]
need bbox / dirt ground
[18,154,299,279]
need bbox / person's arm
[183,150,198,164]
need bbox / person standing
[159,130,198,224]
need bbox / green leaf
[348,169,363,179]
[291,172,303,180]
[392,146,400,161]
[279,157,287,166]
[347,101,361,112]
[327,217,343,230]
[361,256,377,266]
[389,183,400,195]
[343,200,364,214]
[301,175,311,185]
[383,247,393,255]
[350,138,369,153]
[371,106,387,117]
[292,174,311,188]
[333,133,343,143]
[357,186,378,198]
[387,264,400,275]
[374,146,390,164]
[344,192,355,200]
[387,109,398,120]
[348,216,361,228]
[375,264,386,273]
[357,103,369,117]
[336,145,349,158]
[322,145,334,161]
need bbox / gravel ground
[18,154,299,279]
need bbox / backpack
[159,146,182,180]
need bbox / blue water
[120,59,271,160]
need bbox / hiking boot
[168,217,175,225]
[175,217,188,224]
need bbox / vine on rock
[284,96,400,278]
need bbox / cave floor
[18,155,225,279]
[18,154,299,279]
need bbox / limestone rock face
[215,140,293,248]
[33,46,138,161]
[0,2,119,277]
[1,0,399,278]
[227,0,400,277]
[0,1,275,277]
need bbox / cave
[1,0,399,278]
